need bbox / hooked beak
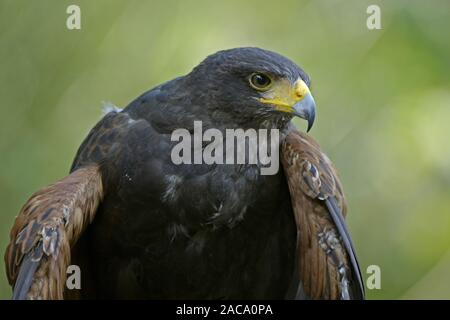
[292,78,316,132]
[292,92,316,132]
[259,78,316,132]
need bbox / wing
[281,128,364,300]
[4,109,143,299]
[4,165,104,299]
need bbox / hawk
[5,47,364,299]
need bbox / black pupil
[253,74,269,87]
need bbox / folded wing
[281,129,364,300]
[4,165,104,300]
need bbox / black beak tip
[306,109,315,133]
[292,94,316,133]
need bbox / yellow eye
[249,73,272,91]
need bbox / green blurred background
[0,0,449,299]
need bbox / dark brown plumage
[4,47,364,300]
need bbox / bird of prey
[5,47,364,300]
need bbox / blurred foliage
[0,0,449,299]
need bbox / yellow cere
[294,79,310,100]
[259,78,310,113]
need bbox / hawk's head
[185,47,316,131]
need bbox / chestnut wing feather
[5,111,137,299]
[281,129,364,300]
[4,165,103,299]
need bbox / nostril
[294,79,309,99]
